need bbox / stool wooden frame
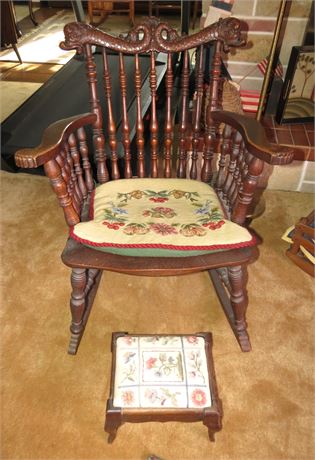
[105,332,223,443]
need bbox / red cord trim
[69,227,257,251]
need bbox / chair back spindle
[201,41,223,183]
[85,44,109,183]
[102,48,119,180]
[177,49,190,178]
[164,52,173,178]
[149,51,159,178]
[119,52,132,178]
[190,45,204,180]
[134,53,145,178]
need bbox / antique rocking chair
[15,17,293,355]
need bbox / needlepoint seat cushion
[70,178,256,256]
[113,334,212,409]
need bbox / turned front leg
[228,265,251,352]
[69,268,87,354]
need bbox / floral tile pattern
[71,178,255,254]
[113,335,212,409]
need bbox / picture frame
[276,45,315,124]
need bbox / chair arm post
[232,157,265,225]
[44,159,80,227]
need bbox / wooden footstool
[104,332,223,443]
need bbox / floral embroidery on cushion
[194,200,225,230]
[188,351,205,383]
[97,189,227,237]
[144,388,181,406]
[202,220,225,230]
[117,189,200,203]
[142,336,180,346]
[113,334,212,409]
[179,224,207,237]
[149,223,178,235]
[191,388,207,407]
[102,221,125,230]
[122,336,137,346]
[121,352,137,383]
[121,390,135,406]
[73,179,256,252]
[123,223,149,235]
[144,352,184,381]
[186,336,199,344]
[142,207,177,218]
[149,197,169,203]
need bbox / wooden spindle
[177,50,189,178]
[149,51,158,178]
[44,158,79,226]
[231,140,245,207]
[85,44,109,184]
[77,127,94,193]
[222,130,241,204]
[215,124,232,193]
[68,133,88,200]
[119,52,132,178]
[57,148,71,195]
[164,53,173,178]
[103,48,120,180]
[191,45,204,180]
[202,41,223,182]
[134,54,145,177]
[64,141,82,214]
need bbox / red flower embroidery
[121,390,135,405]
[102,221,125,230]
[150,223,177,235]
[202,220,225,230]
[191,389,207,407]
[149,197,169,203]
[186,336,198,344]
[146,357,157,369]
[122,336,134,345]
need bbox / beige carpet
[0,81,43,122]
[1,171,314,460]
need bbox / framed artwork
[276,46,315,124]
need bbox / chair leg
[68,267,102,355]
[228,265,251,352]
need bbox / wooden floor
[0,6,64,84]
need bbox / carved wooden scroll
[60,17,245,55]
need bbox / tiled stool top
[113,334,212,409]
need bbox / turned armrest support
[14,113,97,168]
[210,110,294,165]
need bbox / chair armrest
[15,113,97,168]
[210,110,294,166]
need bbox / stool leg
[203,407,222,443]
[104,402,122,444]
[207,429,215,442]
